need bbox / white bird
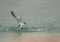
[10,10,27,29]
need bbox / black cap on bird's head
[23,22,27,24]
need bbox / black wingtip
[10,10,14,13]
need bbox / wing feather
[10,11,18,19]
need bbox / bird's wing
[10,11,18,20]
[19,17,23,22]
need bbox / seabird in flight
[10,10,27,29]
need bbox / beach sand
[0,32,60,42]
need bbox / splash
[0,24,60,33]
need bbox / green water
[0,0,60,33]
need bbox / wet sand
[21,32,60,42]
[0,32,60,42]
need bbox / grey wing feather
[10,11,18,19]
[19,17,22,22]
[10,11,23,24]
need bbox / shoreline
[0,32,60,42]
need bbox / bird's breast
[19,23,25,26]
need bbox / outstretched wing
[19,17,22,22]
[10,11,18,19]
[10,10,23,24]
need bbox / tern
[10,10,27,29]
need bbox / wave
[0,24,60,33]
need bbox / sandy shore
[0,32,60,42]
[21,32,60,42]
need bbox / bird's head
[23,22,27,24]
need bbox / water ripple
[0,25,60,33]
